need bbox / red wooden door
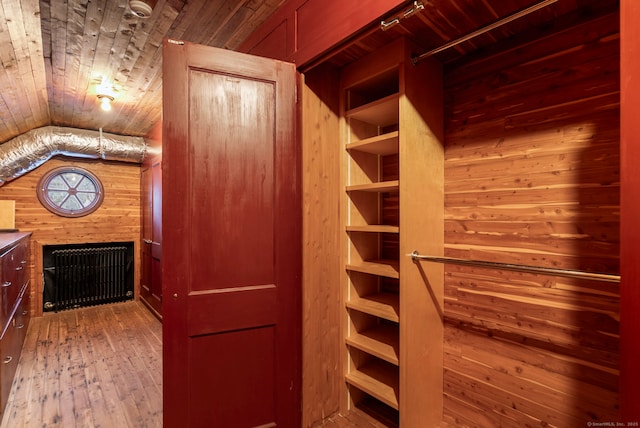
[141,156,162,317]
[162,39,301,427]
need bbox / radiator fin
[45,246,133,312]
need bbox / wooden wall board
[300,65,343,427]
[443,328,618,425]
[442,9,620,427]
[0,200,15,229]
[0,157,141,318]
[398,40,444,427]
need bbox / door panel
[187,327,276,426]
[141,165,151,304]
[189,70,275,290]
[141,157,162,316]
[162,39,301,427]
[150,159,162,306]
[188,286,276,336]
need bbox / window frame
[36,166,105,218]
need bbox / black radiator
[43,244,134,312]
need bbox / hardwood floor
[0,301,162,428]
[0,300,400,427]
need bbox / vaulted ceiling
[0,0,619,146]
[0,0,285,144]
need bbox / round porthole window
[37,167,104,217]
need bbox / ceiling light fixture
[129,0,157,18]
[97,95,114,112]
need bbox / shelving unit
[340,39,402,424]
[339,37,444,426]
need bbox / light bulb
[98,95,113,112]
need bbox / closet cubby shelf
[345,324,399,365]
[345,360,399,410]
[345,93,399,128]
[346,293,399,322]
[346,181,399,193]
[345,260,399,278]
[346,131,399,155]
[346,225,399,233]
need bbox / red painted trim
[161,38,190,428]
[237,0,298,59]
[142,120,162,170]
[238,0,406,67]
[620,0,640,421]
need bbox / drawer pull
[3,356,12,364]
[20,260,27,265]
[15,266,23,271]
[1,281,10,288]
[16,324,24,329]
[22,310,28,316]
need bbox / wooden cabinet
[0,232,31,417]
[340,38,444,426]
[238,0,406,68]
[341,52,401,415]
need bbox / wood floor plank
[41,313,61,426]
[0,301,162,428]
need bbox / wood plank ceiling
[0,0,285,144]
[0,0,619,145]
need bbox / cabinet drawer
[14,290,30,347]
[0,308,21,412]
[0,279,21,330]
[0,287,30,417]
[0,241,28,330]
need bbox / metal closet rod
[409,251,620,283]
[411,0,559,65]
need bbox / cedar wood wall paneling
[0,158,141,318]
[442,11,620,427]
[300,65,343,427]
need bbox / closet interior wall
[441,9,620,427]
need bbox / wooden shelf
[346,225,399,233]
[346,360,399,410]
[347,131,399,155]
[346,180,399,193]
[340,38,444,425]
[346,259,399,278]
[346,324,399,365]
[347,293,399,322]
[346,93,399,128]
